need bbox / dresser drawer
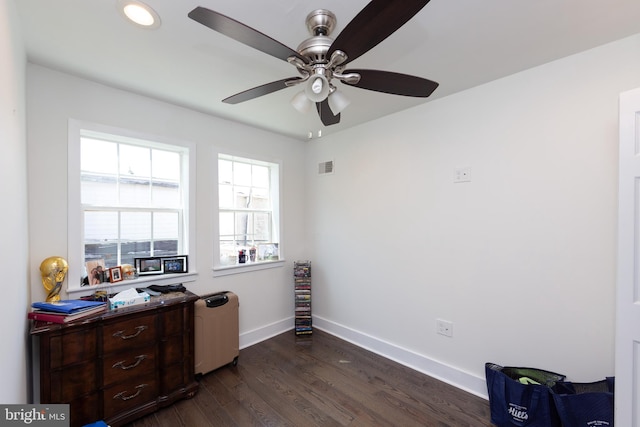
[49,327,97,369]
[103,344,157,387]
[49,360,97,402]
[103,373,158,417]
[103,314,157,353]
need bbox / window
[68,120,195,291]
[216,154,281,270]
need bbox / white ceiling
[16,0,640,141]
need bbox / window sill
[212,259,285,277]
[67,272,199,296]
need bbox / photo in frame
[257,243,279,261]
[109,266,123,283]
[163,256,188,273]
[85,259,107,286]
[135,257,164,275]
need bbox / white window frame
[68,119,197,294]
[212,150,284,276]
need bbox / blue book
[31,299,105,314]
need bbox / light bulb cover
[328,90,351,115]
[291,91,313,114]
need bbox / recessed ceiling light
[118,0,161,29]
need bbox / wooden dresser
[31,291,199,427]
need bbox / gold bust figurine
[40,256,69,302]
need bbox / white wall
[0,0,29,404]
[26,65,308,346]
[307,34,640,396]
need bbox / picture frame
[134,257,164,275]
[85,259,107,286]
[163,256,188,274]
[257,243,279,261]
[109,266,123,283]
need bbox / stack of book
[28,299,107,324]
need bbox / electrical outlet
[436,319,453,337]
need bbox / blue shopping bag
[485,363,565,426]
[551,378,614,427]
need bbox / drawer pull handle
[112,355,146,370]
[113,325,147,340]
[113,384,147,401]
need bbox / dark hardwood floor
[126,329,492,426]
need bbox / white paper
[110,287,140,301]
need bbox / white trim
[239,316,293,349]
[313,315,489,399]
[67,272,198,297]
[212,259,285,277]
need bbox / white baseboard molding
[239,316,294,350]
[313,315,489,400]
[238,314,488,399]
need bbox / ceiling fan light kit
[188,0,439,127]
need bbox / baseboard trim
[239,316,294,350]
[313,315,488,399]
[238,314,488,399]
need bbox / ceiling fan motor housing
[297,9,337,64]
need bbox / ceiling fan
[188,0,439,126]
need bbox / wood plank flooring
[126,329,492,426]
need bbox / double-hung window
[216,153,281,271]
[68,121,194,291]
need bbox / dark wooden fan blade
[327,0,430,65]
[342,69,438,97]
[316,100,341,126]
[223,77,304,104]
[188,7,307,63]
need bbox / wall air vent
[318,160,334,175]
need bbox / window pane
[234,162,251,186]
[84,211,118,241]
[219,184,233,208]
[254,212,270,241]
[234,211,250,242]
[120,176,151,206]
[154,212,179,239]
[81,138,117,175]
[152,149,180,180]
[119,145,150,178]
[121,212,151,240]
[251,188,270,209]
[234,186,251,209]
[219,211,234,236]
[154,239,178,257]
[85,242,118,268]
[252,165,269,188]
[121,241,151,265]
[219,159,232,184]
[81,177,118,205]
[152,180,180,207]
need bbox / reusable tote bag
[485,362,565,427]
[551,378,614,427]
